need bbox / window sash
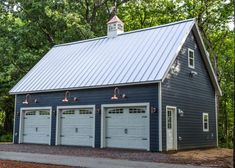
[203,113,209,132]
[188,49,195,68]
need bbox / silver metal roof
[10,19,197,94]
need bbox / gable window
[203,113,209,132]
[188,48,195,68]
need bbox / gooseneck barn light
[62,91,70,102]
[111,87,119,100]
[62,91,79,102]
[22,94,38,104]
[22,94,30,104]
[111,87,127,100]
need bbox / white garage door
[104,106,149,150]
[57,107,94,147]
[22,110,51,144]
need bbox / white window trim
[188,48,195,69]
[166,106,177,151]
[56,105,96,148]
[101,103,150,151]
[19,106,52,145]
[203,113,209,132]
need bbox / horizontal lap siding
[14,84,159,151]
[162,31,216,150]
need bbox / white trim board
[56,105,96,148]
[10,81,161,95]
[165,106,177,151]
[158,83,162,151]
[101,103,150,151]
[19,106,52,145]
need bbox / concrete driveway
[0,151,208,168]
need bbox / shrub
[0,133,12,142]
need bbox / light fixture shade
[22,100,29,104]
[73,97,79,102]
[111,95,118,100]
[62,98,69,102]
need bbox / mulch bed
[0,144,232,168]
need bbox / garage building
[10,16,221,151]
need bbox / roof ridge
[54,18,195,48]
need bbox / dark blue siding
[14,84,159,151]
[161,31,216,150]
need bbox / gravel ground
[0,160,78,168]
[0,144,232,168]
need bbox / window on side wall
[203,113,209,132]
[188,48,195,69]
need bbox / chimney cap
[107,15,123,24]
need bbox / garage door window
[79,109,92,114]
[39,111,50,115]
[25,111,36,115]
[129,108,145,113]
[62,110,75,115]
[108,108,123,114]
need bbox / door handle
[75,128,78,133]
[35,127,38,132]
[124,128,128,134]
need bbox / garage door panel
[106,127,126,136]
[106,137,128,148]
[24,127,49,134]
[107,119,126,125]
[61,137,93,146]
[62,128,92,136]
[23,134,49,144]
[62,119,92,125]
[24,118,50,125]
[126,128,147,136]
[126,139,148,149]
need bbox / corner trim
[12,95,16,143]
[215,93,218,147]
[158,83,162,151]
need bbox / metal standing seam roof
[10,19,196,94]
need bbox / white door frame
[101,102,150,151]
[56,105,96,147]
[19,106,52,145]
[166,106,177,151]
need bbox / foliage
[0,0,233,147]
[0,133,12,142]
[0,112,5,130]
